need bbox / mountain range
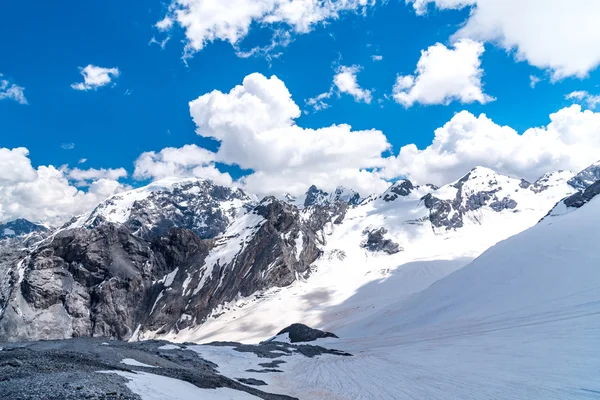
[1,162,599,399]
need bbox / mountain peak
[568,160,600,190]
[0,218,48,239]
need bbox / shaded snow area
[165,190,599,399]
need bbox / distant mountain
[567,160,600,190]
[0,218,47,239]
[63,177,253,240]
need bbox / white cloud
[133,144,233,186]
[61,143,75,150]
[392,39,494,107]
[566,91,600,110]
[305,91,332,112]
[0,148,126,224]
[333,65,372,104]
[67,167,128,183]
[0,74,27,105]
[159,0,376,57]
[529,75,541,88]
[78,158,88,164]
[371,55,383,61]
[408,0,600,80]
[383,104,600,185]
[71,65,120,91]
[149,36,171,50]
[188,72,390,196]
[305,64,373,112]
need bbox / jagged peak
[568,160,600,190]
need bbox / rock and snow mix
[1,162,600,399]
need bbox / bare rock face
[361,228,401,255]
[563,180,600,209]
[0,195,330,342]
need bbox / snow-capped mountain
[64,177,252,240]
[0,218,47,239]
[567,160,600,190]
[288,185,362,208]
[0,165,589,344]
[190,168,600,400]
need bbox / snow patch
[120,358,158,368]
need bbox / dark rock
[564,180,600,209]
[568,162,600,190]
[382,180,414,202]
[361,228,401,255]
[274,323,338,343]
[237,378,268,386]
[304,185,328,208]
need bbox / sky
[2,0,600,224]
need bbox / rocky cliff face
[0,191,327,342]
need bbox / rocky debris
[207,339,352,359]
[274,323,339,343]
[563,180,600,209]
[0,219,48,239]
[568,161,600,190]
[361,228,402,255]
[0,338,295,400]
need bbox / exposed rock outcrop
[273,323,338,343]
[361,228,401,255]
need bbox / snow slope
[191,185,600,399]
[163,167,575,344]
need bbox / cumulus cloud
[71,65,120,91]
[392,39,493,107]
[333,65,372,104]
[383,104,600,185]
[566,91,600,110]
[188,72,390,196]
[133,144,233,186]
[158,0,376,57]
[0,148,126,224]
[67,167,128,184]
[408,0,600,80]
[371,55,383,61]
[0,74,27,105]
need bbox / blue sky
[2,0,600,223]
